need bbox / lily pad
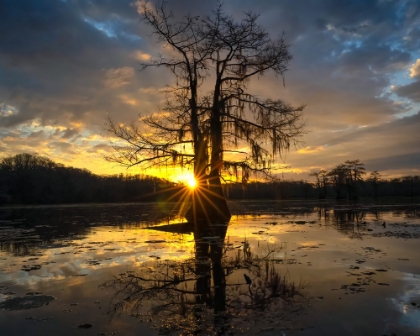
[0,295,55,310]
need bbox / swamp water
[0,200,420,335]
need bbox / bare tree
[106,2,305,222]
[310,169,328,199]
[344,160,366,200]
[327,160,366,200]
[367,170,381,199]
[328,164,348,200]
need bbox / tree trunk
[185,175,231,223]
[185,74,231,223]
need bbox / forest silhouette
[1,153,419,205]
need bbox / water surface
[1,200,420,335]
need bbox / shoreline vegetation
[1,153,419,206]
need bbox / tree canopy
[106,2,305,222]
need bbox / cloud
[0,0,154,129]
[131,50,152,61]
[365,152,420,174]
[409,59,420,78]
[0,0,419,178]
[49,141,76,153]
[131,0,155,15]
[60,128,80,140]
[297,146,325,154]
[87,143,114,153]
[338,44,411,74]
[104,67,135,88]
[28,130,45,139]
[394,81,420,102]
[283,111,420,177]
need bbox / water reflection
[101,220,302,335]
[1,201,420,335]
[315,205,420,239]
[1,202,419,258]
[0,203,183,256]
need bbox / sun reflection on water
[1,202,420,335]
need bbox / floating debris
[21,265,42,272]
[77,323,94,329]
[362,247,382,253]
[361,271,376,275]
[86,259,101,266]
[26,292,42,296]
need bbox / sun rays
[185,175,197,189]
[156,174,229,223]
[174,172,197,190]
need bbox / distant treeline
[0,153,183,205]
[307,159,420,200]
[0,154,419,205]
[225,177,420,200]
[227,159,420,200]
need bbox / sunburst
[176,172,197,190]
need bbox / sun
[186,176,197,189]
[175,172,197,189]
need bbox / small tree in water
[106,2,305,222]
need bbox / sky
[1,0,420,182]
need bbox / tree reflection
[101,220,303,335]
[319,208,367,239]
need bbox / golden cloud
[2,136,15,142]
[131,0,155,15]
[118,94,139,106]
[104,67,135,88]
[409,58,420,78]
[297,146,325,154]
[131,50,152,61]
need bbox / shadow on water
[100,220,304,335]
